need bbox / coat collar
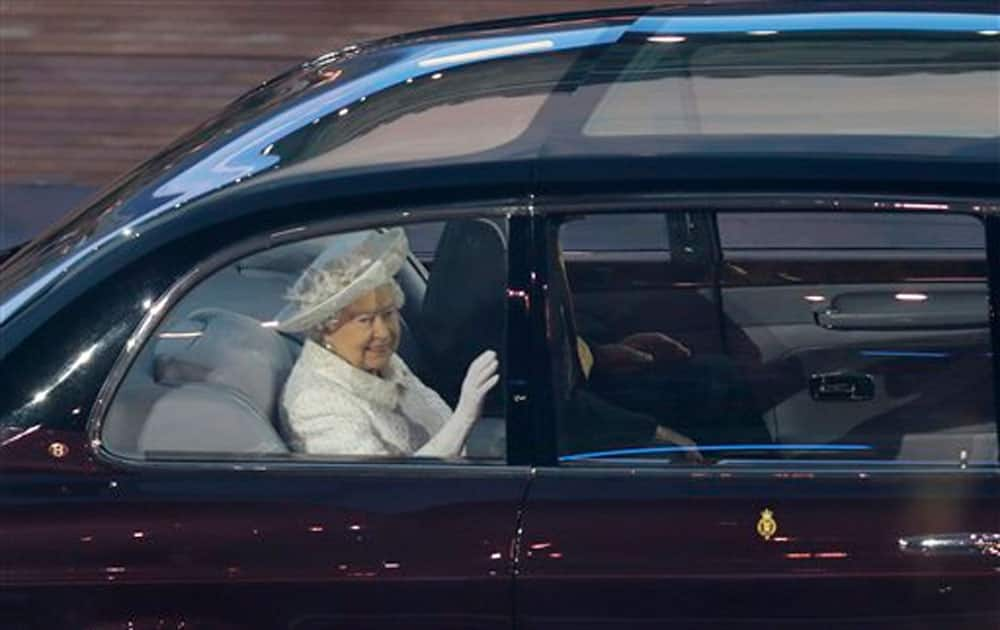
[300,339,407,410]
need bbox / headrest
[154,308,295,419]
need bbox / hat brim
[276,261,390,333]
[276,229,408,333]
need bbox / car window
[102,218,508,463]
[552,210,997,469]
[559,213,669,252]
[719,212,985,250]
[583,36,999,144]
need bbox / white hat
[276,228,409,333]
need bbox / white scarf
[281,340,451,455]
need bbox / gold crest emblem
[756,508,777,541]
[48,442,69,459]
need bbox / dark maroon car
[1,2,998,628]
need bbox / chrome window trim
[537,463,1000,480]
[535,192,999,217]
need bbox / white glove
[415,350,499,458]
[454,349,500,423]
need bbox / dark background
[0,0,646,249]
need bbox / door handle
[899,533,1000,558]
[809,372,875,401]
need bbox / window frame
[89,200,535,472]
[533,192,1000,475]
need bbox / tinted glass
[582,29,999,155]
[559,213,669,252]
[0,46,582,325]
[554,210,996,468]
[266,50,581,177]
[719,212,986,250]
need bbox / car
[1,2,998,628]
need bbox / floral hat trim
[276,228,408,333]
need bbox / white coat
[280,340,451,456]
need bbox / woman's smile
[321,284,402,372]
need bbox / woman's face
[320,284,400,373]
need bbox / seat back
[102,382,173,455]
[419,218,507,408]
[139,308,293,455]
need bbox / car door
[0,206,531,629]
[514,201,1000,630]
[716,211,995,459]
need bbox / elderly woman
[277,228,498,457]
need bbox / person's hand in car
[654,425,705,463]
[575,335,703,463]
[590,332,692,378]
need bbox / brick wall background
[0,0,646,247]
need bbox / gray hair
[306,280,405,340]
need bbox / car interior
[558,211,998,465]
[103,219,509,461]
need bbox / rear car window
[552,210,996,468]
[584,36,999,144]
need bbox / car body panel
[1,435,527,628]
[517,470,1000,629]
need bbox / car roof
[1,1,998,326]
